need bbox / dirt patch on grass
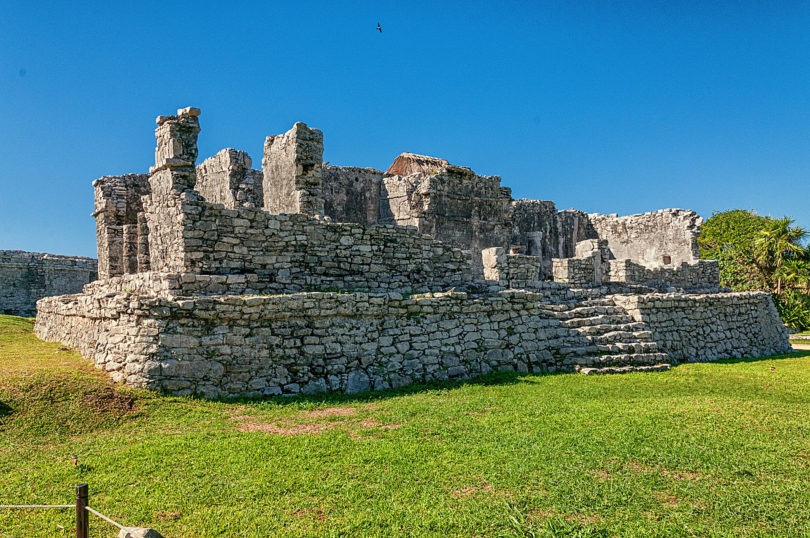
[291,506,330,521]
[300,407,358,419]
[232,408,400,437]
[83,386,136,415]
[451,484,496,498]
[591,470,611,480]
[156,510,181,521]
[565,513,605,524]
[527,509,555,521]
[625,460,700,480]
[237,421,335,436]
[1,373,138,437]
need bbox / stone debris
[118,528,164,538]
[31,106,792,398]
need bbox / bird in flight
[377,23,382,33]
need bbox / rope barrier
[0,504,74,509]
[85,506,125,530]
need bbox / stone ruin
[34,107,791,398]
[0,251,97,317]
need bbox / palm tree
[754,217,808,294]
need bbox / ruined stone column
[148,107,201,197]
[262,122,324,216]
[100,225,124,279]
[145,107,201,273]
[136,212,150,272]
[122,224,138,274]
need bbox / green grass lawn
[1,314,809,537]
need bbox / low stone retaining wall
[613,292,791,362]
[36,290,591,398]
[605,259,719,289]
[35,288,793,398]
[0,251,97,316]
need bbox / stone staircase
[541,294,672,375]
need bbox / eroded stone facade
[1,251,97,316]
[33,106,792,398]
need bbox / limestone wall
[262,122,324,216]
[588,209,702,267]
[613,292,791,362]
[0,251,97,316]
[93,174,150,279]
[37,287,792,399]
[196,149,263,210]
[140,201,473,293]
[552,254,601,287]
[605,259,719,289]
[322,165,383,225]
[482,247,541,283]
[380,162,513,271]
[35,290,589,398]
[511,200,592,280]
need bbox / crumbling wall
[380,154,513,271]
[36,287,792,398]
[482,247,541,283]
[588,209,702,267]
[605,260,719,289]
[35,290,586,398]
[614,292,791,362]
[322,166,383,225]
[552,254,601,287]
[143,107,201,274]
[262,122,324,216]
[92,174,151,279]
[196,149,263,210]
[0,251,97,316]
[511,200,592,280]
[151,201,473,292]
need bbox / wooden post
[75,484,89,538]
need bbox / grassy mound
[1,314,809,536]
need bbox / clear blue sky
[2,1,809,257]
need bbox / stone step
[574,322,648,336]
[574,352,669,368]
[579,364,672,375]
[557,345,600,357]
[553,305,626,320]
[560,314,634,328]
[594,341,660,354]
[578,298,617,307]
[588,330,655,344]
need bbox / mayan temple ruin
[34,107,791,398]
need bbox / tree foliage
[699,209,810,330]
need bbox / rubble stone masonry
[1,251,97,316]
[31,106,793,398]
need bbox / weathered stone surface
[380,159,513,272]
[511,200,592,280]
[118,527,164,538]
[152,108,200,174]
[322,165,383,225]
[482,247,541,283]
[614,292,792,362]
[196,148,263,210]
[30,106,791,398]
[263,122,324,216]
[0,251,97,316]
[589,209,702,267]
[93,174,150,279]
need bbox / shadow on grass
[0,400,12,418]
[690,350,810,366]
[205,369,563,408]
